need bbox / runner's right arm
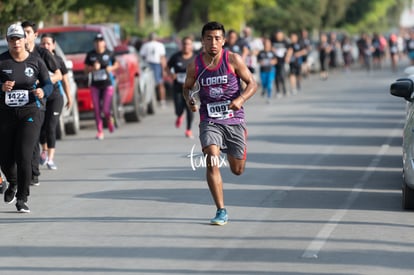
[183,60,197,112]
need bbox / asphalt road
[0,64,413,275]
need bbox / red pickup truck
[39,24,156,125]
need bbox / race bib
[207,100,234,120]
[5,90,29,107]
[176,73,186,84]
[262,59,271,66]
[92,69,108,81]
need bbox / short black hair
[201,21,225,38]
[227,29,237,37]
[21,21,38,33]
[40,33,55,42]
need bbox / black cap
[94,33,104,41]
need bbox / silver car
[390,68,414,209]
[128,45,157,115]
[0,38,80,137]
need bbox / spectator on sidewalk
[140,32,167,107]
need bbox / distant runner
[167,36,195,138]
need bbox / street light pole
[153,0,160,27]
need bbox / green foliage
[206,0,255,31]
[248,0,406,35]
[320,0,357,29]
[0,0,76,34]
[123,19,173,40]
[69,4,135,25]
[341,0,407,33]
[0,0,407,40]
[70,0,135,11]
[250,0,324,35]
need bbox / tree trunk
[174,0,193,31]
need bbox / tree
[0,0,76,33]
[320,0,357,29]
[171,0,269,35]
[171,0,195,32]
[249,0,324,35]
[340,0,407,33]
[248,0,406,36]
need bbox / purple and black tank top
[195,50,244,125]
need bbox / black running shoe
[4,186,16,204]
[16,200,30,213]
[31,175,40,186]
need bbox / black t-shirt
[49,54,68,99]
[167,51,194,85]
[257,50,277,72]
[224,39,249,56]
[84,49,116,88]
[31,45,60,109]
[0,51,52,109]
[319,42,329,59]
[55,54,68,76]
[31,45,60,73]
[237,37,250,51]
[300,38,311,57]
[272,40,289,64]
[288,42,304,64]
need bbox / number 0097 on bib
[207,100,234,120]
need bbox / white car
[390,67,414,209]
[0,38,80,138]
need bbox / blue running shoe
[210,208,228,225]
[39,151,48,166]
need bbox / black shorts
[289,62,301,76]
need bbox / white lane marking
[302,137,395,259]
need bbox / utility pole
[63,11,69,26]
[153,0,160,27]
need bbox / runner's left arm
[229,52,258,111]
[43,49,62,84]
[35,59,53,98]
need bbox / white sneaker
[47,162,57,170]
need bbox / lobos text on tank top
[195,50,244,125]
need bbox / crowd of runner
[210,27,414,103]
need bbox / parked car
[390,67,414,209]
[129,46,157,115]
[39,24,157,126]
[0,38,80,137]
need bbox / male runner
[167,36,195,138]
[271,30,288,97]
[183,21,258,225]
[285,32,307,94]
[21,21,62,185]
